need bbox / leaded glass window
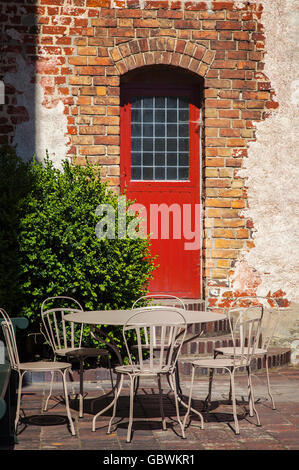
[130,96,189,181]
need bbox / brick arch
[109,37,215,78]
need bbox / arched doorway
[120,65,203,298]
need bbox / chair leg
[126,375,136,443]
[247,365,254,417]
[174,362,183,397]
[203,368,214,411]
[134,376,140,398]
[171,372,186,439]
[247,366,261,427]
[105,374,124,434]
[229,369,239,435]
[107,354,114,392]
[44,370,55,411]
[15,371,25,431]
[182,365,204,433]
[79,357,84,418]
[265,356,276,410]
[182,364,195,433]
[157,374,166,431]
[44,355,58,411]
[61,369,76,436]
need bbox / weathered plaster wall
[3,54,68,168]
[236,0,299,302]
[232,0,299,355]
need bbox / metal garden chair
[0,308,76,436]
[41,296,112,418]
[93,307,187,443]
[213,296,281,412]
[183,307,263,435]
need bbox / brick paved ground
[4,365,299,457]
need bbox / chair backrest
[123,307,187,375]
[41,296,84,354]
[0,308,20,370]
[228,307,262,367]
[225,296,281,350]
[132,295,186,347]
[132,294,186,310]
[257,298,280,350]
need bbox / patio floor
[4,364,299,455]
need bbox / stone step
[186,318,231,336]
[181,332,233,356]
[178,346,292,378]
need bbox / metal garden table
[64,307,226,427]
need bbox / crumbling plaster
[231,0,299,352]
[233,0,299,299]
[4,54,68,169]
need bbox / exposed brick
[78,46,97,55]
[78,66,105,75]
[192,30,218,40]
[211,40,236,50]
[205,99,232,109]
[134,19,159,28]
[80,105,105,115]
[246,100,265,109]
[79,125,105,134]
[226,158,242,167]
[211,249,238,259]
[216,21,242,30]
[236,228,249,238]
[68,76,91,86]
[79,145,105,155]
[206,118,231,128]
[220,128,240,137]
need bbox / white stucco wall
[233,0,299,354]
[234,0,299,303]
[4,54,68,169]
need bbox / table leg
[88,326,123,415]
[92,373,123,432]
[79,356,84,418]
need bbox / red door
[120,84,201,298]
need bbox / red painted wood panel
[120,84,201,298]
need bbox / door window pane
[130,96,189,181]
[143,167,153,180]
[155,167,165,180]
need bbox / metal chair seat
[114,364,171,376]
[191,357,247,369]
[18,361,72,372]
[214,347,267,357]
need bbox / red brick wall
[1,0,281,302]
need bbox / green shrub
[0,145,32,314]
[0,146,156,359]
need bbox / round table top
[64,307,226,326]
